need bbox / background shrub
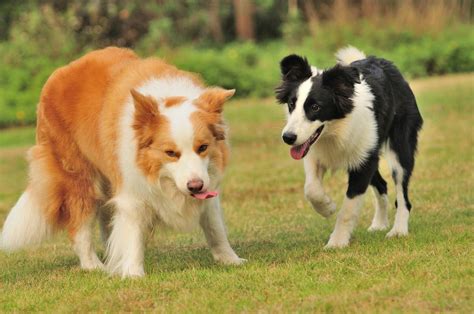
[0,0,472,127]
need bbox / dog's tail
[0,190,52,251]
[336,46,366,66]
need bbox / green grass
[0,74,473,312]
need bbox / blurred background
[0,0,472,127]
[0,2,473,310]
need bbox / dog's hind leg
[304,157,336,218]
[385,96,422,238]
[98,205,113,245]
[70,212,103,270]
[64,173,104,270]
[385,146,414,238]
[368,169,389,231]
[325,156,378,249]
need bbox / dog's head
[275,54,360,159]
[130,87,234,199]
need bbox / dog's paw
[222,257,247,266]
[305,192,337,218]
[80,255,105,271]
[81,259,105,271]
[213,251,247,266]
[324,231,351,250]
[107,262,145,279]
[386,228,409,238]
[368,221,390,232]
[120,266,145,279]
[324,234,350,249]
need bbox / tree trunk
[233,0,255,41]
[288,0,297,15]
[303,1,319,39]
[209,0,224,43]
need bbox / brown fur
[163,96,187,108]
[28,47,226,239]
[190,110,229,172]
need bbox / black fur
[349,56,423,209]
[279,54,312,81]
[276,54,423,210]
[276,55,312,107]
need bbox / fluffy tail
[0,191,52,251]
[336,46,366,66]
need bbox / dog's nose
[282,132,297,145]
[187,179,204,193]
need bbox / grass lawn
[0,74,473,312]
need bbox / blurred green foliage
[0,0,473,127]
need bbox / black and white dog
[276,47,423,248]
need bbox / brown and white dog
[0,47,245,278]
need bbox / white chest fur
[149,178,207,231]
[309,80,378,171]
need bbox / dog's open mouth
[290,125,324,160]
[191,191,218,200]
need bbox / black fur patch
[275,54,312,105]
[321,65,360,116]
[279,54,312,81]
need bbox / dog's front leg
[200,197,246,265]
[325,156,378,248]
[304,156,336,217]
[106,195,149,278]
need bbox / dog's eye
[311,103,320,112]
[197,144,208,154]
[165,150,178,158]
[288,97,297,112]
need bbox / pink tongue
[290,143,308,160]
[191,191,218,200]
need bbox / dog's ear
[322,65,360,98]
[130,89,161,149]
[322,65,360,115]
[280,54,312,81]
[208,123,226,141]
[131,89,159,126]
[195,87,235,113]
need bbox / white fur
[106,77,242,277]
[0,191,52,251]
[162,103,211,193]
[325,194,365,248]
[106,194,148,278]
[200,198,246,265]
[138,77,203,101]
[310,79,378,170]
[115,81,207,232]
[311,66,323,76]
[73,215,103,270]
[282,78,325,145]
[303,158,336,217]
[386,148,410,237]
[336,46,366,66]
[368,187,389,231]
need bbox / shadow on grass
[144,229,344,275]
[3,216,459,282]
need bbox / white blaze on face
[161,102,210,194]
[282,78,324,146]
